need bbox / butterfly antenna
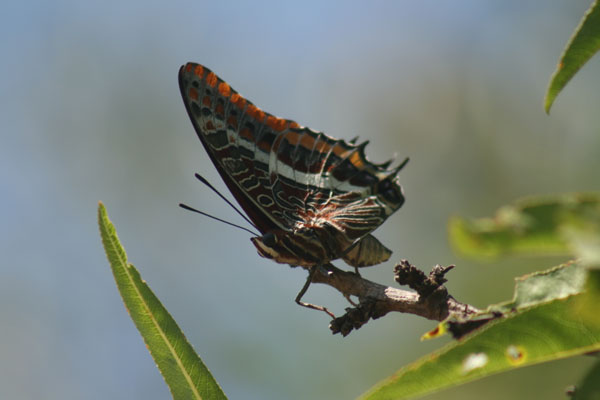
[179,203,259,236]
[194,173,259,231]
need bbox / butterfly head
[375,176,405,209]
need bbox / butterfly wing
[179,63,301,234]
[179,63,406,266]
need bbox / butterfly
[179,63,407,313]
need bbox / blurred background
[2,1,600,399]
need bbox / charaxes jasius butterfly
[179,62,407,315]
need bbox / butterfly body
[179,63,406,268]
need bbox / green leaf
[562,215,600,268]
[423,261,586,339]
[449,193,600,261]
[545,0,600,113]
[498,260,587,310]
[571,360,600,400]
[98,202,227,400]
[361,262,600,400]
[441,261,587,339]
[577,270,600,327]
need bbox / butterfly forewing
[178,63,293,234]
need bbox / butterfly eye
[378,179,404,205]
[262,232,277,247]
[378,179,391,191]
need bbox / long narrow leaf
[98,202,227,400]
[545,0,600,113]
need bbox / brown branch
[305,260,480,336]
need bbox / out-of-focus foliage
[449,193,600,266]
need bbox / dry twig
[302,260,480,336]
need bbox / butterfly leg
[343,293,358,307]
[295,266,335,319]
